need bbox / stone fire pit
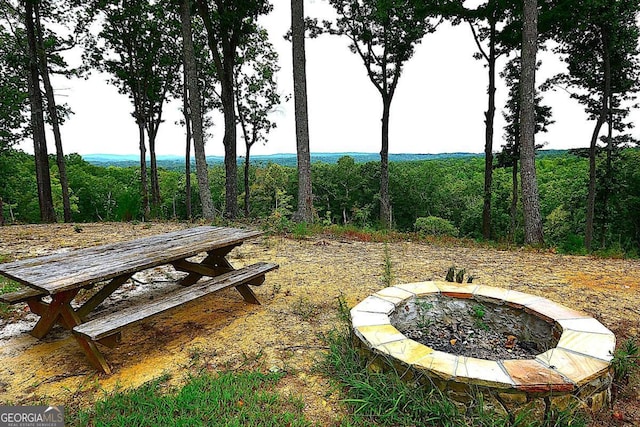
[351,281,615,415]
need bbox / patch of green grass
[0,278,21,295]
[70,371,311,427]
[0,276,22,316]
[320,323,468,426]
[0,254,20,295]
[291,297,320,321]
[320,297,589,427]
[290,222,322,239]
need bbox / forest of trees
[1,0,639,255]
[1,149,640,255]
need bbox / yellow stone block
[355,324,405,347]
[378,339,434,365]
[394,281,440,296]
[374,286,415,304]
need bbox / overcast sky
[18,0,640,157]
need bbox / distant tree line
[1,0,639,253]
[2,150,639,255]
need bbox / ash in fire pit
[393,296,557,360]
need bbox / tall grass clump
[382,243,394,288]
[319,297,470,426]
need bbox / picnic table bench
[0,226,278,374]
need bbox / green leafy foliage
[2,150,640,256]
[415,299,434,330]
[325,0,440,227]
[235,25,285,218]
[415,216,459,237]
[472,304,489,330]
[611,338,640,385]
[0,17,28,151]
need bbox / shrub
[612,338,639,386]
[414,216,459,237]
[544,205,571,247]
[559,234,587,255]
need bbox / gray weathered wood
[0,226,262,294]
[73,262,278,342]
[0,287,47,304]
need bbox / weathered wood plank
[234,284,261,305]
[1,227,252,286]
[0,287,47,304]
[73,262,278,342]
[0,227,241,278]
[173,258,225,277]
[0,226,263,294]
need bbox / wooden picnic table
[0,226,278,374]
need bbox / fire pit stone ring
[351,281,615,414]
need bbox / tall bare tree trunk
[482,19,497,240]
[180,0,215,220]
[34,1,71,222]
[585,32,611,252]
[220,42,238,219]
[148,127,160,211]
[25,0,55,223]
[182,67,192,220]
[0,197,4,226]
[510,156,519,242]
[291,0,313,223]
[137,120,150,219]
[196,0,240,219]
[244,150,251,217]
[380,96,391,228]
[601,99,613,248]
[234,91,253,218]
[519,0,543,245]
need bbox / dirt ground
[0,222,639,425]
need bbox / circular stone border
[351,281,616,412]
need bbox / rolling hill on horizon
[82,152,484,169]
[81,150,569,169]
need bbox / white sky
[19,0,640,157]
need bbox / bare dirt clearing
[0,222,639,425]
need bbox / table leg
[172,247,262,304]
[74,336,112,374]
[30,290,79,339]
[211,256,261,305]
[76,273,133,320]
[26,273,133,336]
[55,301,112,374]
[234,283,261,305]
[175,245,238,286]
